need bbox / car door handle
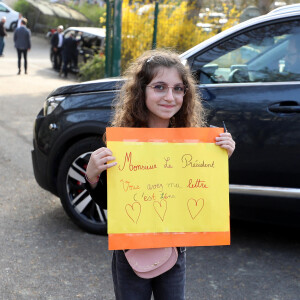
[269,102,300,113]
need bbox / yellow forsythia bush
[121,0,240,70]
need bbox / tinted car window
[192,20,300,84]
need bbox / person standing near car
[17,13,23,28]
[61,32,78,78]
[14,18,31,75]
[51,25,64,71]
[0,17,7,57]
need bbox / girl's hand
[86,147,117,182]
[215,132,235,158]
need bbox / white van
[0,2,19,31]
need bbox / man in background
[62,32,78,78]
[14,18,31,75]
[51,25,64,71]
[0,17,7,57]
[17,13,23,28]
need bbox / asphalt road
[0,33,299,300]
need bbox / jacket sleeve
[84,171,107,209]
[50,33,56,47]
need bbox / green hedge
[78,55,105,82]
[13,0,104,32]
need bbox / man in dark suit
[62,32,78,78]
[51,25,64,71]
[13,18,31,75]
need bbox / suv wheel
[57,137,107,234]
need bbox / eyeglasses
[146,84,187,97]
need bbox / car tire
[57,136,107,235]
[10,21,17,31]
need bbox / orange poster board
[106,127,230,250]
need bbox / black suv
[32,6,300,234]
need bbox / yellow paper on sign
[106,127,230,250]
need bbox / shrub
[14,0,34,29]
[78,54,105,82]
[121,0,240,70]
[79,0,240,81]
[14,0,31,16]
[14,0,95,32]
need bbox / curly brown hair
[111,49,205,128]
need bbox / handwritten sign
[106,128,230,250]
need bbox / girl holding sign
[85,49,235,300]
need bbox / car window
[77,33,104,56]
[81,33,93,49]
[81,33,103,49]
[0,4,9,12]
[64,30,76,38]
[192,20,300,84]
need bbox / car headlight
[43,96,65,116]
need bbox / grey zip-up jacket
[14,26,31,50]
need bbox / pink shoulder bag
[124,247,178,279]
